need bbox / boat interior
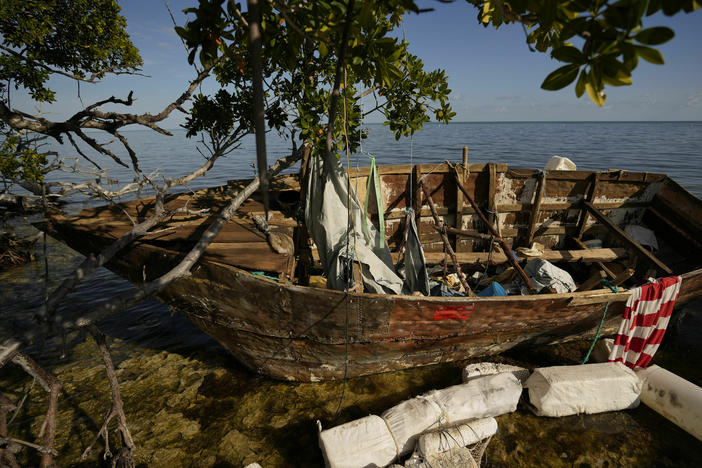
[48,159,702,297]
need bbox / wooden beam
[611,267,635,286]
[526,171,546,247]
[402,247,628,266]
[577,270,607,292]
[488,163,499,236]
[444,226,492,241]
[576,173,598,239]
[570,237,616,279]
[455,149,467,251]
[420,183,474,296]
[581,200,672,275]
[450,165,536,293]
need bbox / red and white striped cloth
[608,276,682,369]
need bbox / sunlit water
[1,122,701,467]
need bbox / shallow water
[2,122,702,467]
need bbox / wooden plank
[576,270,607,292]
[455,149,467,251]
[203,242,289,272]
[568,291,631,307]
[570,237,616,279]
[406,247,628,265]
[576,173,598,239]
[582,200,672,274]
[488,163,498,235]
[526,171,546,247]
[384,199,650,220]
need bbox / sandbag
[524,362,641,417]
[381,396,442,457]
[416,418,498,457]
[318,415,397,468]
[462,362,531,385]
[425,373,522,425]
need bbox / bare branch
[0,44,149,84]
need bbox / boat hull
[97,236,702,382]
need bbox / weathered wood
[444,226,492,240]
[576,173,598,239]
[400,247,628,266]
[526,171,546,247]
[420,183,474,296]
[647,206,702,251]
[35,161,702,382]
[570,237,616,279]
[450,165,535,293]
[577,270,607,292]
[611,267,635,286]
[487,162,497,231]
[582,200,673,275]
[455,153,466,251]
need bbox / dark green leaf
[541,64,580,91]
[634,45,665,64]
[575,69,586,98]
[552,46,586,64]
[635,27,675,45]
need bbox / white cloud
[687,92,702,108]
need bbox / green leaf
[585,81,605,106]
[635,27,675,45]
[541,64,580,91]
[575,69,586,97]
[552,45,586,64]
[634,45,665,64]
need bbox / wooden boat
[44,159,702,381]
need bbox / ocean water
[2,121,702,467]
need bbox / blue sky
[15,0,702,127]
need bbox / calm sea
[2,121,701,466]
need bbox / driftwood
[80,326,135,467]
[1,352,62,468]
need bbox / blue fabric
[477,281,508,297]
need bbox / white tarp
[381,396,442,457]
[523,258,576,294]
[424,373,522,425]
[416,418,498,457]
[318,415,397,468]
[305,153,403,294]
[524,362,642,417]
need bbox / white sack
[462,362,531,385]
[381,396,442,457]
[318,415,397,468]
[417,418,498,457]
[425,373,522,425]
[523,258,576,294]
[524,362,641,417]
[544,156,576,171]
